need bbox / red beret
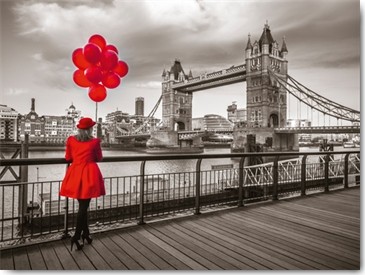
[77,117,96,129]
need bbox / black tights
[74,199,91,240]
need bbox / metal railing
[0,151,360,247]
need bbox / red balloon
[83,43,102,64]
[100,50,118,71]
[104,44,119,54]
[73,69,92,88]
[102,72,121,89]
[89,34,107,50]
[114,60,129,78]
[85,66,102,84]
[72,48,90,70]
[88,84,107,102]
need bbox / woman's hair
[75,128,93,142]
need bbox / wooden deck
[0,187,360,270]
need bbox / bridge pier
[232,127,299,162]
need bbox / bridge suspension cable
[268,70,360,123]
[133,95,163,134]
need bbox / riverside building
[0,104,19,142]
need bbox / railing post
[344,153,349,188]
[195,158,202,215]
[301,155,307,196]
[324,154,330,192]
[62,163,71,239]
[138,160,146,225]
[272,156,279,201]
[238,157,245,207]
[19,134,29,230]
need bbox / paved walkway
[0,187,360,270]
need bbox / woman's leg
[74,198,91,240]
[81,198,91,237]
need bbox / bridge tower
[233,23,297,153]
[245,22,288,129]
[161,59,193,131]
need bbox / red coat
[60,136,105,199]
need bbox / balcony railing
[0,151,360,247]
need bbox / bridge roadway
[0,187,359,270]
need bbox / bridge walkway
[0,187,360,270]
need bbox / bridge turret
[245,33,253,59]
[281,36,288,59]
[259,22,273,56]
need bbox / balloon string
[95,102,98,123]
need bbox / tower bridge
[115,23,359,152]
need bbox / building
[192,114,233,131]
[227,102,247,123]
[66,103,81,123]
[18,99,82,144]
[44,115,75,144]
[135,97,144,116]
[18,98,46,143]
[0,104,18,142]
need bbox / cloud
[136,81,161,89]
[5,88,29,96]
[2,0,360,119]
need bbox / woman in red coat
[60,117,105,251]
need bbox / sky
[0,0,361,125]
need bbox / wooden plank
[183,219,289,270]
[156,222,238,270]
[12,247,30,270]
[166,222,248,269]
[145,224,221,270]
[257,206,359,240]
[39,242,63,270]
[192,219,313,270]
[80,240,112,270]
[26,245,47,270]
[221,211,359,268]
[0,249,14,270]
[110,232,159,270]
[234,207,360,252]
[230,210,360,261]
[282,201,360,227]
[174,220,271,270]
[62,239,95,270]
[52,241,79,270]
[266,203,360,232]
[133,230,191,270]
[137,227,205,270]
[246,208,359,249]
[121,232,175,270]
[88,237,128,270]
[98,235,143,270]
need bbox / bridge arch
[174,121,186,131]
[269,112,279,128]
